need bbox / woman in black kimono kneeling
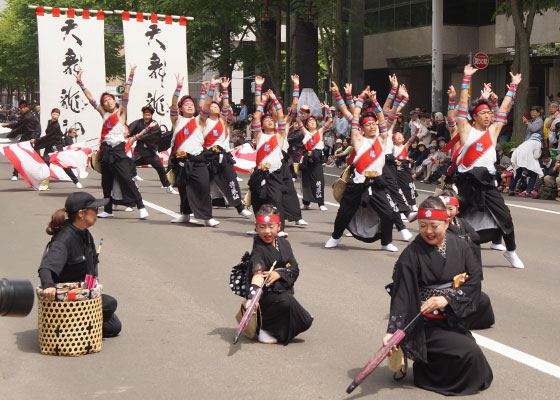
[248,204,313,345]
[383,196,493,395]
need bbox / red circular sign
[473,52,489,69]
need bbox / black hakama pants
[331,176,394,245]
[259,291,313,345]
[98,142,144,213]
[463,291,495,330]
[206,150,242,209]
[132,147,170,187]
[456,167,516,251]
[249,168,287,229]
[281,160,303,222]
[175,155,212,220]
[396,163,417,206]
[413,320,493,396]
[301,149,325,206]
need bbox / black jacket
[34,120,65,152]
[38,222,98,288]
[6,111,41,141]
[129,118,162,152]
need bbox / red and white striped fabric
[230,143,256,174]
[0,141,50,190]
[49,146,93,180]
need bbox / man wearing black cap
[128,105,176,194]
[2,101,41,180]
[32,108,82,188]
[524,106,543,141]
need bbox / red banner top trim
[52,7,60,17]
[36,6,44,16]
[165,15,172,24]
[122,11,130,21]
[97,10,104,20]
[179,16,187,26]
[150,14,158,23]
[136,13,143,22]
[82,10,90,19]
[67,9,75,18]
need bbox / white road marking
[473,333,560,379]
[143,200,181,218]
[414,188,560,216]
[325,173,560,216]
[143,196,560,380]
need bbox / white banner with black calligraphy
[36,7,106,146]
[122,12,189,138]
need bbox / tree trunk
[332,0,343,85]
[273,4,282,95]
[294,19,318,91]
[510,0,536,143]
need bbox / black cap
[530,105,540,111]
[64,192,108,215]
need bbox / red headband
[262,115,273,122]
[256,215,281,224]
[440,196,459,207]
[417,208,448,220]
[364,106,375,113]
[393,131,403,139]
[473,104,490,114]
[179,98,194,107]
[101,94,114,103]
[361,116,377,126]
[305,116,316,124]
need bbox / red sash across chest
[459,129,493,168]
[100,112,120,145]
[396,146,408,160]
[256,135,279,166]
[354,138,383,174]
[203,119,226,148]
[304,131,321,151]
[172,118,199,154]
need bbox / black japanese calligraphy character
[72,34,83,47]
[148,53,167,86]
[62,49,82,75]
[61,120,86,136]
[145,24,161,41]
[60,87,85,113]
[146,91,166,116]
[61,19,78,36]
[155,39,166,51]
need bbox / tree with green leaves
[498,0,560,143]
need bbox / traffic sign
[473,52,489,69]
[116,85,125,95]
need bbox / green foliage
[496,0,560,16]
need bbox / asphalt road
[1,158,559,399]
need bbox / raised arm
[383,74,399,113]
[331,81,352,121]
[198,81,209,111]
[254,76,265,107]
[198,76,220,123]
[286,74,300,126]
[251,91,269,142]
[220,77,231,123]
[446,85,458,138]
[344,83,355,113]
[118,64,136,119]
[349,87,368,149]
[74,69,104,116]
[170,73,184,127]
[456,64,477,144]
[491,72,521,138]
[368,89,387,139]
[318,103,333,136]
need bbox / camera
[0,278,34,317]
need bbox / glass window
[410,1,431,27]
[379,0,395,7]
[365,11,381,33]
[394,5,411,29]
[365,0,379,10]
[379,7,395,32]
